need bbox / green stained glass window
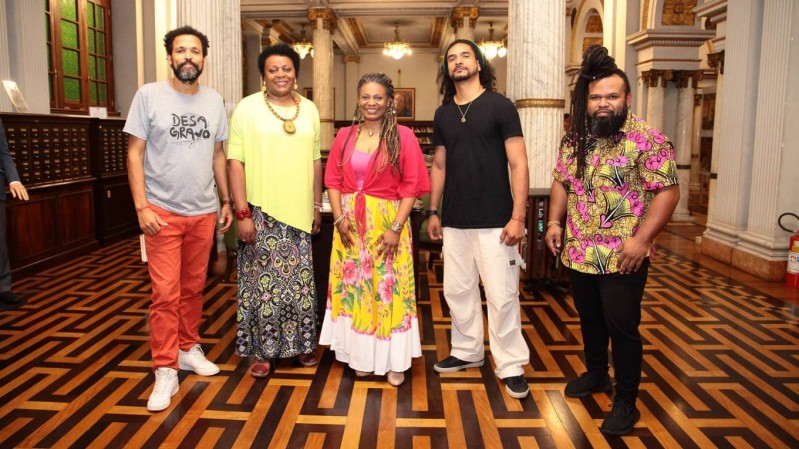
[97,58,106,80]
[60,0,78,21]
[97,32,105,54]
[87,2,94,27]
[61,20,78,49]
[89,29,95,52]
[90,82,97,103]
[99,84,107,104]
[89,55,96,78]
[95,5,104,31]
[64,77,80,101]
[62,49,79,76]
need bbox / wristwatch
[236,208,252,220]
[425,209,438,218]
[390,221,403,233]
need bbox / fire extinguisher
[779,212,799,288]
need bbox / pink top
[351,150,372,189]
[325,124,431,237]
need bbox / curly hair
[436,39,496,104]
[164,26,209,56]
[258,43,302,80]
[568,45,631,179]
[339,73,401,172]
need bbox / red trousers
[144,204,217,369]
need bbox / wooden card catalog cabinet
[1,113,137,277]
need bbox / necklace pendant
[283,120,296,134]
[460,117,466,123]
[368,130,374,137]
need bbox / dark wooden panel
[7,195,59,261]
[57,187,95,246]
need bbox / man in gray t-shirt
[124,25,233,413]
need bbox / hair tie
[579,72,597,81]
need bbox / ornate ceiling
[240,0,511,56]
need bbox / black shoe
[564,372,612,398]
[0,291,25,311]
[433,356,484,373]
[600,401,640,435]
[503,375,529,399]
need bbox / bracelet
[236,208,252,220]
[221,199,233,207]
[333,215,346,226]
[390,221,403,233]
[425,209,438,218]
[511,216,525,223]
[546,220,562,228]
[135,205,150,213]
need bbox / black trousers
[567,259,650,403]
[0,200,10,292]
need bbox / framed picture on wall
[394,88,415,121]
[701,94,716,130]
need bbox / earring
[294,82,298,90]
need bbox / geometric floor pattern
[0,234,797,448]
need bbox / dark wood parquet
[1,226,798,449]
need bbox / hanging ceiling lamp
[292,24,314,59]
[383,23,412,60]
[478,22,507,60]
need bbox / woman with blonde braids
[320,73,430,386]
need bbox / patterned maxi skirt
[319,193,422,375]
[235,206,317,360]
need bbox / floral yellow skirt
[319,193,421,375]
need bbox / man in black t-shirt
[426,39,530,400]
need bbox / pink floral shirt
[552,113,678,274]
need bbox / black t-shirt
[432,90,523,228]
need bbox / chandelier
[478,22,507,60]
[383,23,412,60]
[292,25,314,59]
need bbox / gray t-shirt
[124,80,228,216]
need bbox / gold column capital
[641,69,673,88]
[707,50,725,75]
[673,70,703,89]
[515,98,566,109]
[450,6,479,31]
[344,55,360,64]
[308,7,337,33]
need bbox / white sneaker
[178,344,220,376]
[147,367,179,412]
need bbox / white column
[643,70,667,131]
[176,0,242,111]
[703,0,764,259]
[508,0,565,188]
[734,0,795,280]
[690,92,702,189]
[4,0,49,113]
[671,71,699,222]
[310,8,335,153]
[343,55,360,119]
[0,1,10,112]
[450,7,478,41]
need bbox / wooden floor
[1,221,798,449]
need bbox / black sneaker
[433,356,484,373]
[503,375,529,399]
[564,372,612,398]
[600,401,640,435]
[0,291,25,311]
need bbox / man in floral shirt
[545,45,679,436]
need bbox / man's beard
[589,104,628,137]
[172,60,202,83]
[451,66,477,82]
